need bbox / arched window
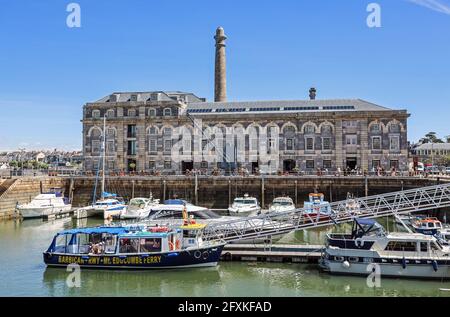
[163,108,172,117]
[163,127,172,135]
[304,124,315,134]
[370,123,381,133]
[148,126,157,135]
[389,123,401,133]
[92,110,101,119]
[148,108,156,118]
[321,125,332,134]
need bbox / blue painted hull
[43,244,225,269]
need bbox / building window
[92,110,101,119]
[149,139,157,152]
[389,123,401,133]
[107,160,115,170]
[304,125,315,134]
[372,160,381,168]
[201,161,208,169]
[106,140,115,153]
[370,123,380,133]
[286,138,294,151]
[372,136,381,150]
[130,94,138,102]
[390,160,399,169]
[92,140,101,154]
[127,109,136,117]
[163,127,172,135]
[268,138,276,150]
[322,137,331,150]
[149,161,156,170]
[390,136,400,151]
[107,128,115,138]
[321,125,332,134]
[106,109,115,118]
[343,120,358,128]
[164,161,172,169]
[164,139,172,152]
[163,108,172,116]
[306,160,315,169]
[323,160,332,169]
[148,108,156,118]
[127,125,136,138]
[346,135,357,145]
[305,137,314,151]
[127,140,137,155]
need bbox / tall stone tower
[214,27,227,102]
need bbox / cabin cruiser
[43,222,225,269]
[268,197,296,214]
[228,194,261,214]
[302,193,333,221]
[119,196,161,220]
[320,218,450,279]
[74,192,126,220]
[344,193,361,216]
[16,192,72,219]
[411,217,443,235]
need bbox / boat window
[119,238,140,253]
[420,242,428,252]
[432,242,442,251]
[55,234,70,253]
[334,256,344,262]
[234,199,257,204]
[139,238,162,253]
[348,257,359,263]
[384,241,417,252]
[428,222,435,228]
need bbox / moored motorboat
[43,222,225,269]
[302,193,333,222]
[320,218,450,279]
[268,197,296,214]
[411,217,443,235]
[228,194,261,214]
[17,192,72,219]
[119,196,161,220]
[74,193,126,220]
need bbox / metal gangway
[202,183,450,243]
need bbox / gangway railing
[201,183,450,242]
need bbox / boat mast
[101,116,106,197]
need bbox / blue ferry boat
[43,222,225,269]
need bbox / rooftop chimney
[309,87,317,100]
[214,27,227,102]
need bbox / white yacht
[74,194,126,219]
[320,218,450,279]
[302,193,333,221]
[17,193,72,219]
[228,194,261,214]
[119,196,161,220]
[268,197,296,213]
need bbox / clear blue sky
[0,0,449,150]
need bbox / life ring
[202,251,209,260]
[194,250,202,259]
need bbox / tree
[446,135,450,143]
[420,132,444,144]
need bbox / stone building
[82,27,409,174]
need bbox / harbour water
[1,217,449,297]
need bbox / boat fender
[355,238,364,248]
[402,257,407,269]
[432,260,438,272]
[194,251,202,259]
[342,261,350,269]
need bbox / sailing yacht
[74,116,126,219]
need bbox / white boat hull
[18,205,72,219]
[322,259,450,279]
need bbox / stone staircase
[0,179,18,200]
